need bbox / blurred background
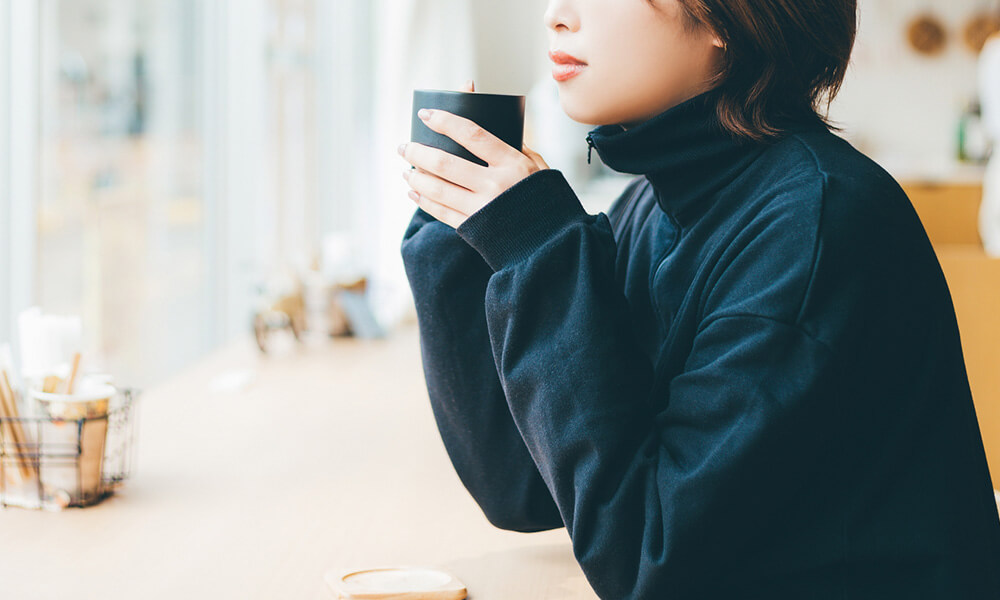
[3,3,999,593]
[1,0,998,393]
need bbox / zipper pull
[586,134,595,165]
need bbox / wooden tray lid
[325,566,467,600]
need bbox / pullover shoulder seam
[784,135,830,332]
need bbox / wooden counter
[0,324,596,599]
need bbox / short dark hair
[675,0,858,142]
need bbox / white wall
[830,0,988,163]
[470,0,547,95]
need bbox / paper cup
[32,385,114,507]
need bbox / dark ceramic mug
[411,89,526,167]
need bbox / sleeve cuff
[455,169,590,271]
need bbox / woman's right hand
[459,79,548,171]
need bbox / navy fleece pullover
[400,87,1000,598]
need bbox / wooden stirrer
[63,353,82,395]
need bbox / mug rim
[413,88,525,100]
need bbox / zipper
[586,133,596,164]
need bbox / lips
[548,50,586,65]
[549,50,587,82]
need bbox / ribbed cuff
[456,169,590,271]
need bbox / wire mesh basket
[0,387,139,510]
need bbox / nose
[543,0,580,33]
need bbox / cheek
[593,25,697,104]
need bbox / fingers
[400,141,486,192]
[408,189,465,229]
[416,109,520,167]
[408,191,466,229]
[402,167,481,217]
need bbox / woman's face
[544,0,724,128]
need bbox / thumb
[522,144,550,170]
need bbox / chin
[557,93,610,127]
[557,86,648,128]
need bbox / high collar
[585,87,824,226]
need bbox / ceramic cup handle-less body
[411,89,525,167]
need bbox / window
[36,0,210,385]
[1,0,375,386]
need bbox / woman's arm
[401,206,563,532]
[453,169,844,597]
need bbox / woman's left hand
[398,105,549,230]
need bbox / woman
[398,1,1000,597]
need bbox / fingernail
[418,109,431,120]
[401,170,410,181]
[397,143,406,155]
[408,190,420,201]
